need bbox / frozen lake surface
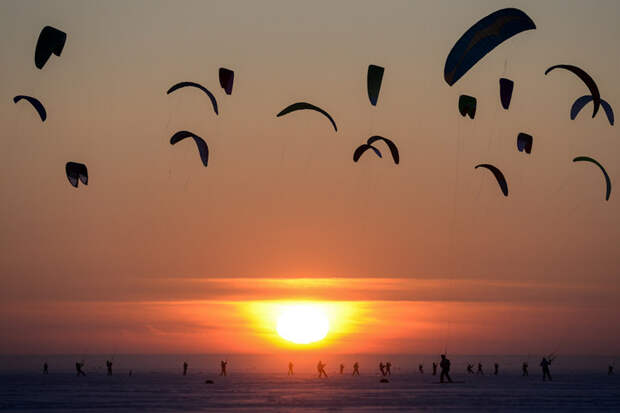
[1,370,619,412]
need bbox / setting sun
[276,305,329,344]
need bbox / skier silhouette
[183,361,188,376]
[220,360,228,376]
[75,361,86,376]
[317,360,328,378]
[432,362,437,376]
[467,363,474,374]
[608,364,614,375]
[418,364,424,374]
[43,362,48,374]
[385,361,392,375]
[541,356,554,381]
[494,363,499,375]
[339,363,344,374]
[477,362,484,375]
[439,354,452,383]
[379,362,386,376]
[522,362,529,376]
[288,361,294,375]
[106,360,113,376]
[352,362,360,376]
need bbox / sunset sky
[1,0,619,356]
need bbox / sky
[0,0,619,356]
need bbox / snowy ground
[1,370,619,412]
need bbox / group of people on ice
[311,361,360,377]
[45,354,614,381]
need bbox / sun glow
[276,305,329,344]
[243,298,360,350]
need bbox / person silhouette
[432,362,437,376]
[183,361,188,376]
[608,364,614,375]
[220,360,228,376]
[540,357,553,381]
[379,362,386,376]
[75,361,86,376]
[288,361,294,375]
[106,360,113,376]
[418,364,424,374]
[352,362,360,376]
[128,370,133,376]
[385,362,392,375]
[477,362,484,375]
[467,363,474,374]
[494,363,499,375]
[522,362,529,376]
[439,354,452,383]
[339,363,344,374]
[43,362,48,374]
[317,360,328,378]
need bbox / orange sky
[2,277,618,355]
[1,0,619,355]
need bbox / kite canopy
[573,156,611,201]
[367,136,399,164]
[13,95,47,122]
[65,162,88,188]
[545,65,600,118]
[517,133,533,154]
[170,131,210,167]
[444,8,535,86]
[35,26,66,69]
[276,102,338,132]
[367,65,384,106]
[570,96,614,125]
[353,144,382,162]
[219,68,234,95]
[353,136,399,164]
[499,78,514,110]
[166,82,219,115]
[475,163,508,196]
[459,95,477,119]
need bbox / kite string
[444,100,467,355]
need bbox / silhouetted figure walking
[106,360,113,376]
[608,364,614,375]
[43,362,48,374]
[522,362,529,376]
[183,361,188,376]
[386,361,392,375]
[432,362,437,376]
[288,361,294,375]
[317,360,328,378]
[379,362,386,376]
[541,357,553,381]
[418,364,424,374]
[75,361,86,376]
[477,362,484,375]
[220,360,228,376]
[467,363,474,374]
[352,362,360,376]
[439,354,452,383]
[339,363,344,374]
[494,363,499,375]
